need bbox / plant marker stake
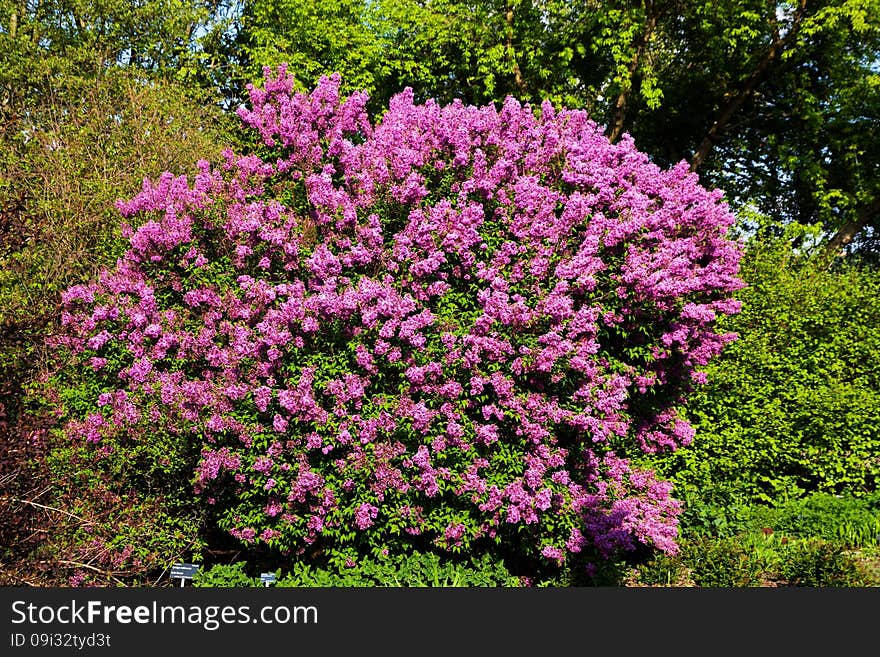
[170,563,200,587]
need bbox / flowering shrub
[55,66,743,574]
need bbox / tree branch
[689,0,807,172]
[609,4,658,143]
[2,496,94,525]
[55,561,130,586]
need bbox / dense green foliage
[641,222,880,514]
[0,74,227,364]
[628,491,880,587]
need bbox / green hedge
[642,223,880,513]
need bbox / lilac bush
[56,66,743,572]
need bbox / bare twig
[54,560,129,586]
[1,496,93,525]
[0,566,42,587]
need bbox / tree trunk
[690,41,782,172]
[505,3,526,96]
[821,197,880,262]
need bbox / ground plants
[194,551,521,587]
[625,491,880,587]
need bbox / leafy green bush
[680,535,774,587]
[625,551,692,587]
[778,539,868,587]
[675,490,880,547]
[772,493,880,548]
[624,492,880,587]
[628,533,878,587]
[1,72,229,386]
[193,562,258,587]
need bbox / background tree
[601,0,880,261]
[0,0,231,585]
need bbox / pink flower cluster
[58,67,743,567]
